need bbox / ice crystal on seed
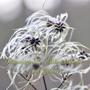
[1,10,90,90]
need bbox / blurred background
[0,0,90,90]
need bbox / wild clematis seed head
[0,10,90,90]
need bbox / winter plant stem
[58,78,65,88]
[19,73,37,90]
[58,74,72,88]
[43,75,47,90]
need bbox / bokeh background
[0,0,90,90]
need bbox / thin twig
[58,74,72,88]
[42,0,47,9]
[43,76,47,90]
[58,79,65,88]
[19,73,37,90]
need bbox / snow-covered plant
[1,10,90,90]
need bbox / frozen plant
[0,10,90,90]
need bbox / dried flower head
[0,10,90,90]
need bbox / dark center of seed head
[31,38,40,45]
[33,63,40,70]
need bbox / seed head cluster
[1,10,90,90]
